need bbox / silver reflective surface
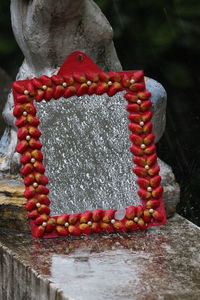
[35,93,139,215]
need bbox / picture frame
[13,51,166,238]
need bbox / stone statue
[0,0,166,174]
[0,0,179,229]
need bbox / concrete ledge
[0,214,200,300]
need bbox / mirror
[35,93,140,215]
[13,52,166,238]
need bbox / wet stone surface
[0,214,200,300]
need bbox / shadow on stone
[0,67,11,138]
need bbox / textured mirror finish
[36,93,139,215]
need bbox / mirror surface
[35,93,140,215]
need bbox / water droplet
[114,208,126,220]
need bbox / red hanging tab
[58,51,102,76]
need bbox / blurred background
[0,0,199,225]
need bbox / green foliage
[0,0,23,77]
[95,0,200,89]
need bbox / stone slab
[0,214,200,300]
[0,177,29,231]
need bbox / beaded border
[12,52,166,238]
